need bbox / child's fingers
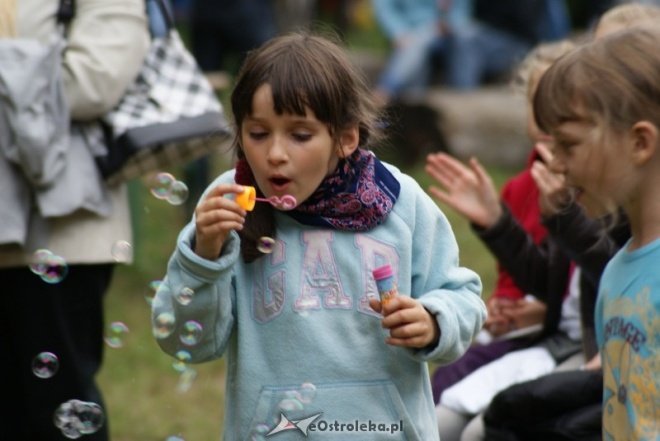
[426,153,465,184]
[368,298,382,313]
[379,296,438,348]
[205,183,246,198]
[535,141,554,163]
[428,152,467,176]
[199,197,246,217]
[197,190,247,219]
[469,157,492,188]
[380,296,422,328]
[386,323,429,347]
[196,216,244,236]
[425,160,456,190]
[530,161,553,192]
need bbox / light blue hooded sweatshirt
[153,163,486,440]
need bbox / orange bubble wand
[235,186,297,211]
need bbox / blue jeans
[377,24,439,98]
[444,22,531,90]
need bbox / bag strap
[55,0,175,38]
[56,0,75,26]
[147,0,174,37]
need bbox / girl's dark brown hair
[229,32,382,262]
[533,27,660,137]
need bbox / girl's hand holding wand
[194,184,247,260]
[369,296,440,349]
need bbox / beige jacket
[0,0,149,267]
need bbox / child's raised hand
[530,142,571,216]
[194,183,246,260]
[369,296,440,348]
[425,153,502,228]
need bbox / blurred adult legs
[0,265,114,441]
[186,0,277,217]
[376,24,438,101]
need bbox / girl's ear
[338,126,360,157]
[630,121,658,166]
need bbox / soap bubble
[179,321,203,346]
[176,366,197,393]
[172,350,191,373]
[104,321,129,349]
[111,240,133,263]
[149,172,176,200]
[257,237,275,254]
[153,312,176,339]
[39,254,68,284]
[32,352,59,379]
[53,399,104,438]
[29,249,54,275]
[278,398,304,411]
[166,181,189,206]
[298,382,317,404]
[30,250,68,284]
[175,286,194,306]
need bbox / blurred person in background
[372,0,570,101]
[183,0,279,216]
[0,0,149,439]
[443,0,570,90]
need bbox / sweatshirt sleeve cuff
[175,223,240,281]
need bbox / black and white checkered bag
[97,0,232,185]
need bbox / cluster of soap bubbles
[278,382,317,411]
[250,382,317,440]
[149,172,189,205]
[32,354,107,437]
[151,284,205,394]
[152,285,199,340]
[30,249,68,284]
[53,399,104,439]
[151,307,204,393]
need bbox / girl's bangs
[533,53,591,134]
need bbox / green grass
[98,159,514,440]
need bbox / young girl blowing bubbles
[533,27,660,440]
[152,32,485,440]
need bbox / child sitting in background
[426,40,577,407]
[531,25,660,441]
[483,6,659,439]
[425,41,577,441]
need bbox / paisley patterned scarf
[234,148,400,232]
